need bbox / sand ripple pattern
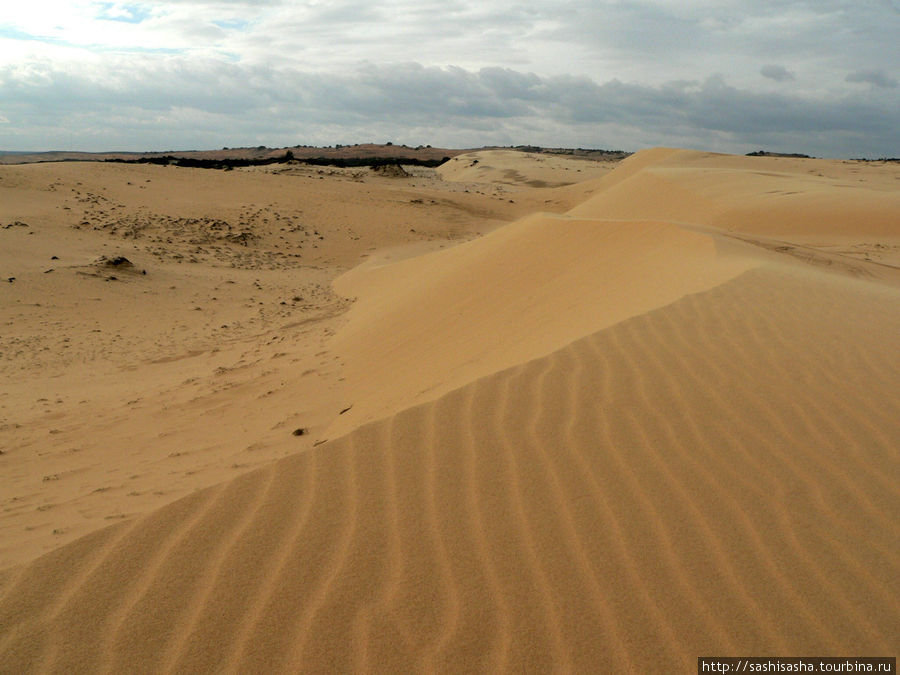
[1,266,898,672]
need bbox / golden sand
[1,149,898,671]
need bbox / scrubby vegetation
[105,154,450,170]
[746,150,813,158]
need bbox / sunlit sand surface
[1,149,898,672]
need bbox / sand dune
[328,213,756,436]
[570,149,900,238]
[1,148,898,672]
[1,264,897,672]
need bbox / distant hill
[0,143,629,166]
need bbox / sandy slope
[0,158,522,567]
[569,149,900,265]
[1,264,897,672]
[328,214,756,437]
[1,148,898,672]
[437,149,617,188]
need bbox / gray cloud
[1,1,898,157]
[760,65,795,82]
[845,69,898,88]
[1,59,897,158]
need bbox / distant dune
[436,149,622,187]
[1,148,897,672]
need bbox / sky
[0,1,898,157]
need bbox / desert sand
[1,148,898,672]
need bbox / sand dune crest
[329,211,756,436]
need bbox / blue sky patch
[0,26,66,44]
[96,3,153,24]
[0,25,181,54]
[213,19,250,32]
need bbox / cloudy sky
[1,1,898,157]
